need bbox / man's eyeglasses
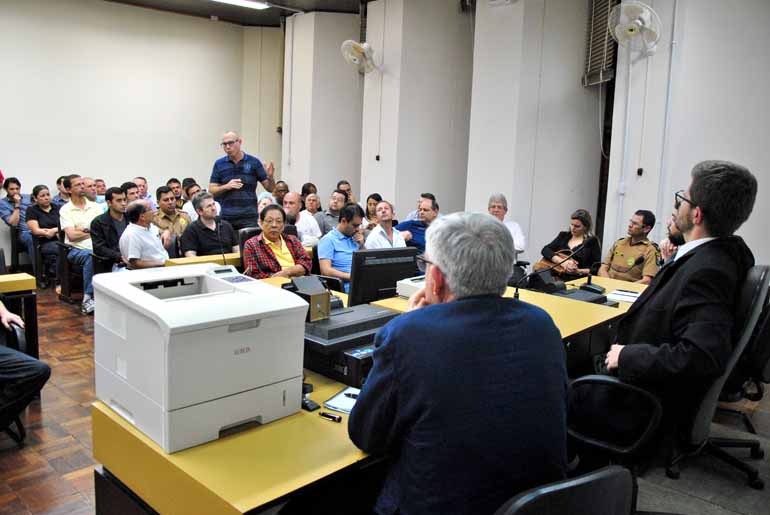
[262,218,284,226]
[674,190,696,210]
[416,254,433,274]
[221,140,238,147]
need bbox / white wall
[281,12,363,202]
[360,0,473,217]
[604,0,770,264]
[0,0,283,260]
[466,0,600,261]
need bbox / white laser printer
[93,264,308,453]
[396,275,426,299]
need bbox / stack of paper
[608,289,642,304]
[324,386,361,413]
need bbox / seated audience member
[52,175,73,207]
[90,187,129,270]
[363,193,382,234]
[300,182,317,204]
[0,301,51,430]
[317,203,365,292]
[336,179,359,206]
[540,209,602,277]
[348,213,567,515]
[25,185,61,281]
[0,177,34,258]
[119,200,168,268]
[365,200,408,250]
[120,181,140,203]
[133,176,157,209]
[153,186,191,243]
[658,212,685,263]
[181,177,197,201]
[404,192,437,221]
[303,193,321,216]
[94,179,107,203]
[243,205,311,279]
[82,177,98,203]
[166,178,185,209]
[181,183,220,222]
[598,209,660,284]
[60,176,103,314]
[272,181,289,206]
[257,192,275,215]
[283,192,321,246]
[180,192,238,257]
[314,189,348,236]
[488,193,526,255]
[574,161,758,444]
[395,197,439,254]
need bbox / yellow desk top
[92,371,366,515]
[371,286,625,339]
[260,276,348,307]
[565,276,647,314]
[165,252,241,267]
[0,273,36,293]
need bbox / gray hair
[488,193,508,211]
[192,191,214,212]
[426,212,514,298]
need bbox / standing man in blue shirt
[0,177,34,261]
[209,130,275,230]
[317,203,365,292]
[395,197,439,254]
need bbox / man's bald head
[282,191,302,217]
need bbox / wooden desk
[165,252,241,267]
[565,276,647,314]
[260,276,348,307]
[372,286,624,339]
[0,273,38,358]
[93,371,367,515]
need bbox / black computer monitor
[348,247,420,306]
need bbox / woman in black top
[26,185,61,282]
[541,209,601,276]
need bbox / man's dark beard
[668,231,685,246]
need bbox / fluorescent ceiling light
[211,0,270,9]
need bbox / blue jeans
[0,342,50,416]
[67,248,94,296]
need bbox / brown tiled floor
[1,287,769,514]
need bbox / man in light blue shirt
[0,177,34,258]
[317,203,365,293]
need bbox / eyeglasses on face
[221,140,238,147]
[416,254,433,274]
[262,218,284,226]
[674,190,697,210]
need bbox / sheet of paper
[323,386,361,414]
[608,289,641,303]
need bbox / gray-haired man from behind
[345,212,568,515]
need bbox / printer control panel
[208,266,256,284]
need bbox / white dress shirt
[365,225,407,249]
[119,223,169,264]
[504,220,527,254]
[295,210,322,246]
[674,237,717,262]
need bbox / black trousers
[0,335,51,425]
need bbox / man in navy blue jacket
[348,212,568,515]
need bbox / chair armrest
[315,274,345,293]
[0,322,27,355]
[568,375,663,456]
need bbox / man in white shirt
[487,193,526,257]
[283,192,321,246]
[366,201,408,249]
[119,200,169,268]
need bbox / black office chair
[494,465,634,515]
[238,226,262,258]
[1,322,33,446]
[0,248,8,274]
[8,225,28,273]
[308,244,344,293]
[664,265,769,489]
[718,300,770,434]
[283,224,298,238]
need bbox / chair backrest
[238,226,262,257]
[283,224,298,238]
[311,244,321,275]
[0,248,7,275]
[494,465,633,515]
[689,264,770,444]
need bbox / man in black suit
[596,161,758,436]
